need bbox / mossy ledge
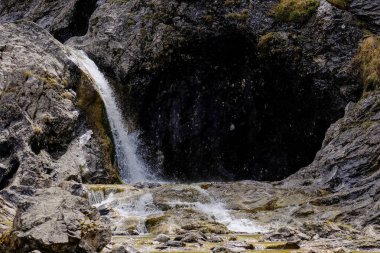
[355,36,380,91]
[76,73,120,183]
[271,0,320,23]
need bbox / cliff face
[67,0,366,181]
[0,0,379,252]
[0,21,114,252]
[0,0,98,42]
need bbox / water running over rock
[68,49,157,183]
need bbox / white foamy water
[167,186,265,233]
[68,48,156,183]
[194,201,264,233]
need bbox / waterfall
[68,48,156,183]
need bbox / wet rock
[133,182,161,189]
[154,234,170,243]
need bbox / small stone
[174,235,184,241]
[130,230,140,235]
[333,247,350,253]
[112,244,140,253]
[208,235,224,242]
[181,232,201,243]
[155,246,168,250]
[212,246,235,253]
[266,241,300,250]
[154,234,170,243]
[165,240,186,247]
[229,236,237,241]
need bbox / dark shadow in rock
[135,31,348,182]
[53,0,98,42]
[0,158,20,190]
[0,140,13,159]
[30,135,69,160]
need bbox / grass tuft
[271,0,320,23]
[355,36,380,91]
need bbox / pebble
[165,240,186,247]
[154,234,170,243]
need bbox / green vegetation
[32,124,43,135]
[224,0,241,7]
[61,91,74,100]
[326,0,350,9]
[23,70,60,88]
[355,36,380,91]
[145,215,167,232]
[271,0,320,23]
[88,184,126,193]
[225,9,249,22]
[257,32,277,49]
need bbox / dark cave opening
[136,33,346,182]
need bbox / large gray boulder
[3,187,111,253]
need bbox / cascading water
[67,48,264,238]
[68,48,157,183]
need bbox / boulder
[4,187,111,253]
[154,234,170,243]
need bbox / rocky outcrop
[0,21,114,252]
[3,187,111,253]
[350,0,380,33]
[0,0,98,42]
[67,0,364,181]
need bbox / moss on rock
[145,215,168,233]
[272,0,320,23]
[76,73,119,183]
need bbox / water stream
[68,48,156,183]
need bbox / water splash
[194,201,263,233]
[166,186,266,233]
[68,48,156,183]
